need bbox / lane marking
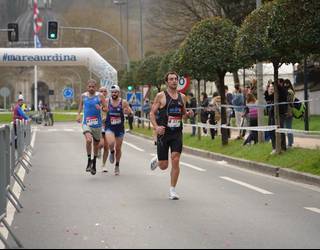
[123,142,145,152]
[220,176,273,195]
[63,129,75,132]
[0,130,37,249]
[304,207,320,214]
[149,154,206,172]
[181,162,207,172]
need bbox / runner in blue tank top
[105,85,133,176]
[77,79,107,175]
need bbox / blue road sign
[63,88,74,100]
[127,92,142,111]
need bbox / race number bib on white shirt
[168,116,182,128]
[111,116,122,125]
[86,116,99,127]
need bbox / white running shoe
[150,156,158,171]
[101,163,108,173]
[169,188,180,200]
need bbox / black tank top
[157,91,184,135]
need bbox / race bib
[168,116,182,128]
[86,116,99,127]
[111,116,122,125]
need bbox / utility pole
[139,0,144,60]
[256,0,264,143]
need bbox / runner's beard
[168,84,178,91]
[112,95,119,100]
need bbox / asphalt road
[4,123,320,249]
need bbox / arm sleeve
[17,107,29,120]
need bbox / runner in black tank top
[149,72,194,200]
[156,91,184,161]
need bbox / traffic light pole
[60,26,130,72]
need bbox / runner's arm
[100,94,109,113]
[182,94,194,118]
[122,100,133,116]
[77,94,83,123]
[150,93,165,135]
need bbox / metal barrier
[0,120,32,249]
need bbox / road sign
[63,88,74,100]
[127,92,142,111]
[178,76,191,93]
[0,87,10,97]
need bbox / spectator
[232,84,245,133]
[243,94,258,146]
[265,80,287,154]
[225,86,233,138]
[284,79,295,148]
[142,99,151,119]
[208,92,220,140]
[128,103,134,131]
[13,95,30,148]
[186,93,197,136]
[200,92,209,136]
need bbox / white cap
[18,94,24,101]
[110,85,121,92]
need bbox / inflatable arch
[0,47,118,88]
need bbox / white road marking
[148,154,206,172]
[0,130,37,249]
[63,129,75,132]
[181,162,206,172]
[220,176,273,195]
[123,142,145,152]
[304,207,320,214]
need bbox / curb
[129,131,320,188]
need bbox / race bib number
[86,116,99,127]
[168,116,182,128]
[111,116,122,125]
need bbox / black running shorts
[157,132,183,161]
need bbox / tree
[270,0,320,57]
[236,1,301,154]
[136,55,163,92]
[147,0,259,49]
[119,61,141,90]
[180,17,239,145]
[157,51,176,85]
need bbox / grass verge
[129,125,320,176]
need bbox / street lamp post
[60,26,130,72]
[113,0,129,69]
[139,0,144,59]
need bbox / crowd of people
[182,78,297,154]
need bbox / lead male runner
[150,71,193,200]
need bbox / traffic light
[47,21,58,40]
[7,23,19,42]
[128,85,134,91]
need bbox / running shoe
[169,188,180,200]
[115,165,120,176]
[86,160,92,172]
[91,160,97,175]
[101,163,108,173]
[109,151,115,164]
[150,156,158,171]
